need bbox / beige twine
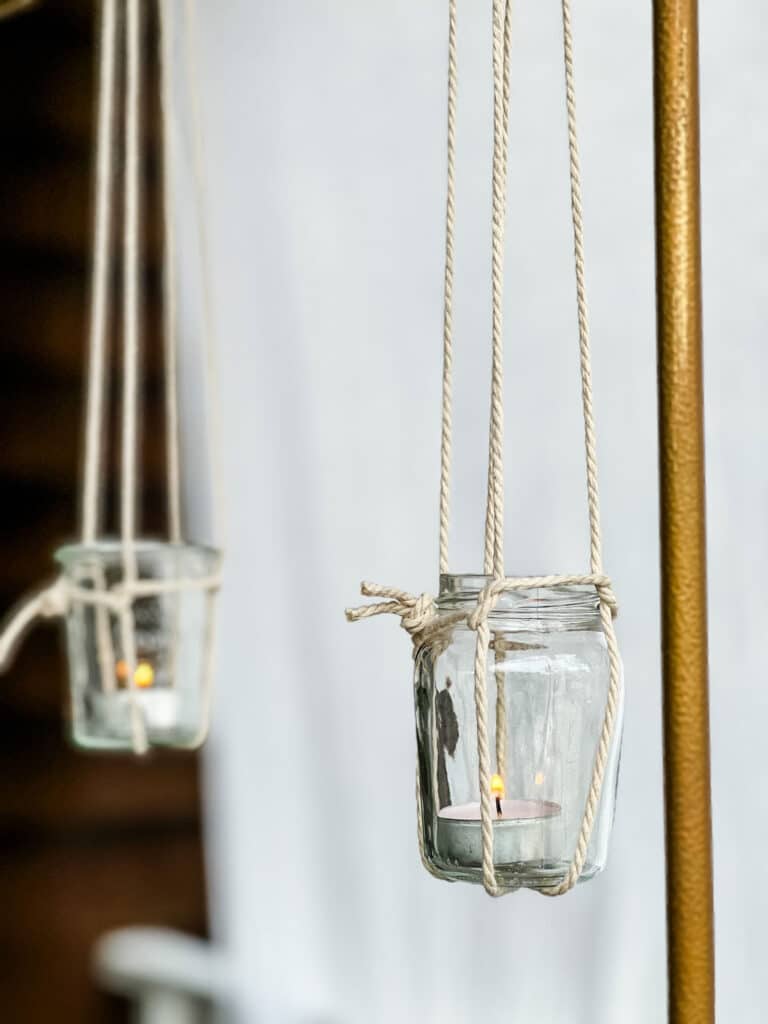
[347,0,622,897]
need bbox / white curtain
[186,2,768,1020]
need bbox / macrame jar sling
[0,0,222,755]
[347,0,623,897]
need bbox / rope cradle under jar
[347,0,622,897]
[0,0,223,755]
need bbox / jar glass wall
[414,575,622,891]
[56,540,220,752]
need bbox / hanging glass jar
[414,576,622,891]
[57,541,220,751]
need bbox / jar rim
[55,538,222,573]
[437,573,601,617]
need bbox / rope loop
[468,573,618,631]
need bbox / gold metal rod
[653,1,715,1021]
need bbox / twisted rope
[345,582,437,637]
[466,574,619,896]
[483,0,514,577]
[81,0,118,543]
[561,0,603,576]
[438,0,456,576]
[183,0,225,547]
[159,0,182,542]
[494,641,507,780]
[483,0,511,580]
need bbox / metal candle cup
[436,799,561,866]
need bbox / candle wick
[495,796,503,818]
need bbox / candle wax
[115,688,179,731]
[436,798,562,866]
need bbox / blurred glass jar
[56,541,220,752]
[414,574,622,891]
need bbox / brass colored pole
[653,1,715,1022]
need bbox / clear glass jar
[56,540,220,752]
[414,574,623,891]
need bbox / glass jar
[56,540,220,752]
[414,574,623,891]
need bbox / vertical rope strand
[438,0,457,576]
[121,0,142,579]
[539,0,619,895]
[159,0,182,541]
[483,0,511,579]
[184,0,225,547]
[491,1,513,783]
[82,0,118,542]
[494,640,507,778]
[561,0,603,575]
[183,0,224,739]
[121,0,143,753]
[477,0,514,896]
[543,602,621,895]
[474,620,501,895]
[483,0,514,577]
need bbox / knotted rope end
[0,576,70,674]
[345,581,437,639]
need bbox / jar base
[69,725,204,753]
[425,855,604,891]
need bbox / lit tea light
[134,662,154,688]
[111,660,178,732]
[115,659,155,689]
[436,795,561,867]
[491,773,505,817]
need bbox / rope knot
[345,581,437,639]
[595,579,619,618]
[468,578,505,631]
[38,577,70,618]
[400,592,435,635]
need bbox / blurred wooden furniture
[0,3,207,1020]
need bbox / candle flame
[490,774,505,800]
[134,662,155,688]
[534,771,544,786]
[116,660,155,689]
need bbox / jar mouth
[55,538,222,575]
[437,573,600,618]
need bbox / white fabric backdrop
[183,2,767,1021]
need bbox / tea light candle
[125,687,179,731]
[436,797,561,865]
[113,660,178,731]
